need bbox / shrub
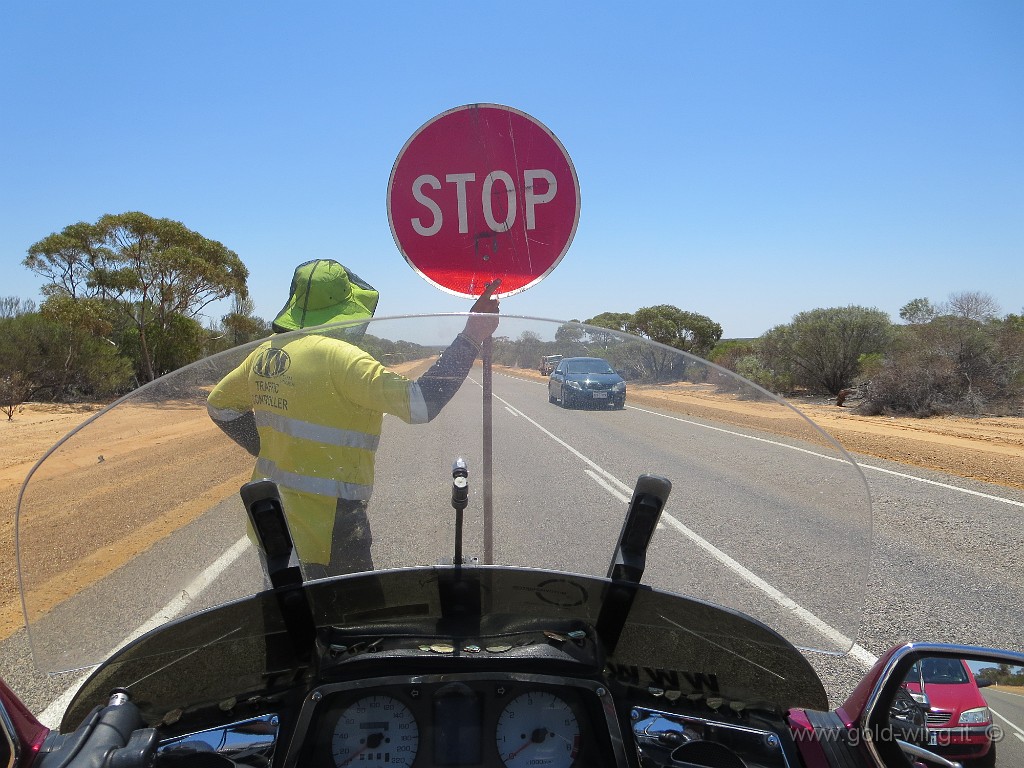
[856,357,959,417]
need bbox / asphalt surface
[986,688,1024,767]
[2,371,1022,765]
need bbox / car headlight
[565,380,584,390]
[958,707,991,725]
[612,382,625,392]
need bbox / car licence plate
[593,392,607,399]
[928,732,938,746]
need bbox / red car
[903,657,996,767]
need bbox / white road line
[499,401,629,490]
[501,377,1021,669]
[659,510,878,667]
[583,469,631,500]
[500,394,879,668]
[626,404,1024,508]
[991,687,1024,698]
[507,375,1021,507]
[38,536,251,729]
[991,706,1024,740]
[626,405,857,465]
[858,465,1024,508]
[48,377,1007,728]
[582,470,667,532]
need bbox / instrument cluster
[157,673,797,768]
[284,673,624,768]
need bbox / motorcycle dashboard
[284,673,622,768]
[156,670,798,768]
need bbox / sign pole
[482,337,493,563]
[388,103,579,567]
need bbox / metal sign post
[481,338,493,562]
[388,104,580,563]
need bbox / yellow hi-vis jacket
[207,333,432,564]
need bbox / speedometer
[496,691,580,768]
[331,694,419,768]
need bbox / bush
[1,372,32,420]
[856,359,958,417]
[733,356,794,397]
[858,311,1024,417]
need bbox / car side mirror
[905,690,931,709]
[863,644,1022,768]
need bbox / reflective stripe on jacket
[207,333,427,501]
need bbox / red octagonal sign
[388,104,580,298]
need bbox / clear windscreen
[17,315,872,674]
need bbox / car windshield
[905,659,971,685]
[17,315,873,681]
[566,360,614,375]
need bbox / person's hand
[463,279,501,346]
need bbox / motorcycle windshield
[17,315,872,686]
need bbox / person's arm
[211,409,260,456]
[207,357,261,456]
[339,281,501,423]
[414,279,501,420]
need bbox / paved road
[2,372,1022,758]
[986,688,1024,767]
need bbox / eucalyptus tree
[759,306,892,395]
[585,306,722,381]
[25,212,248,381]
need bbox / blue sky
[2,1,1021,339]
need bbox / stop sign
[388,104,580,297]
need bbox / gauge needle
[508,728,549,758]
[339,733,384,767]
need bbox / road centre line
[496,400,630,490]
[38,536,251,729]
[580,469,669,533]
[583,468,631,501]
[497,395,878,669]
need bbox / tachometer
[331,694,419,768]
[496,691,580,768]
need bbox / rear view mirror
[864,644,1023,768]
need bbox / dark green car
[548,356,626,409]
